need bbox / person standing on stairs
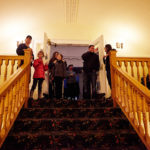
[103,44,112,89]
[48,51,59,98]
[16,35,34,66]
[53,53,67,99]
[82,45,100,99]
[66,64,80,100]
[30,50,48,100]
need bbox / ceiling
[0,0,150,56]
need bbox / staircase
[1,96,146,150]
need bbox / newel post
[24,50,31,108]
[109,50,117,107]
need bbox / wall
[0,0,150,57]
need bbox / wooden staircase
[0,50,150,149]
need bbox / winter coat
[66,71,76,84]
[53,60,67,78]
[82,51,100,73]
[33,59,48,79]
[103,55,110,72]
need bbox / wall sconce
[116,42,123,49]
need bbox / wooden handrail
[0,56,25,60]
[110,50,150,149]
[117,57,150,61]
[0,50,31,147]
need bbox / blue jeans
[83,71,97,99]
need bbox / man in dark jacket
[82,45,100,99]
[16,35,34,66]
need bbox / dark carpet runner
[1,97,146,150]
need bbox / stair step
[18,107,124,119]
[29,98,113,108]
[10,118,133,133]
[2,132,146,150]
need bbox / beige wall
[0,0,150,57]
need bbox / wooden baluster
[15,82,18,112]
[147,61,150,82]
[126,82,131,115]
[23,74,26,100]
[17,60,21,68]
[115,72,119,101]
[137,93,145,136]
[124,80,129,112]
[120,76,125,107]
[19,78,22,103]
[141,61,146,86]
[124,61,128,72]
[11,85,15,117]
[4,59,9,81]
[143,98,150,144]
[11,60,15,75]
[15,81,19,110]
[13,84,17,113]
[20,78,24,102]
[17,80,21,107]
[122,78,126,107]
[119,75,122,103]
[136,61,140,82]
[128,85,134,119]
[119,75,122,102]
[130,61,134,77]
[133,89,139,127]
[6,90,11,127]
[118,61,122,68]
[1,94,9,137]
[0,96,4,138]
[0,59,3,75]
[9,87,14,120]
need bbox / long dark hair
[49,51,59,63]
[105,44,112,54]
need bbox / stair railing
[0,50,31,147]
[110,50,150,149]
[116,55,150,86]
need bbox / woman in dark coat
[48,52,59,98]
[103,44,112,89]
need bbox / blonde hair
[37,50,44,57]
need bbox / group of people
[16,35,113,101]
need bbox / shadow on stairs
[1,96,146,150]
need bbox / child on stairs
[30,50,48,100]
[66,65,80,100]
[53,53,67,99]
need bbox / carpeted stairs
[1,96,146,150]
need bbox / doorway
[51,44,88,98]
